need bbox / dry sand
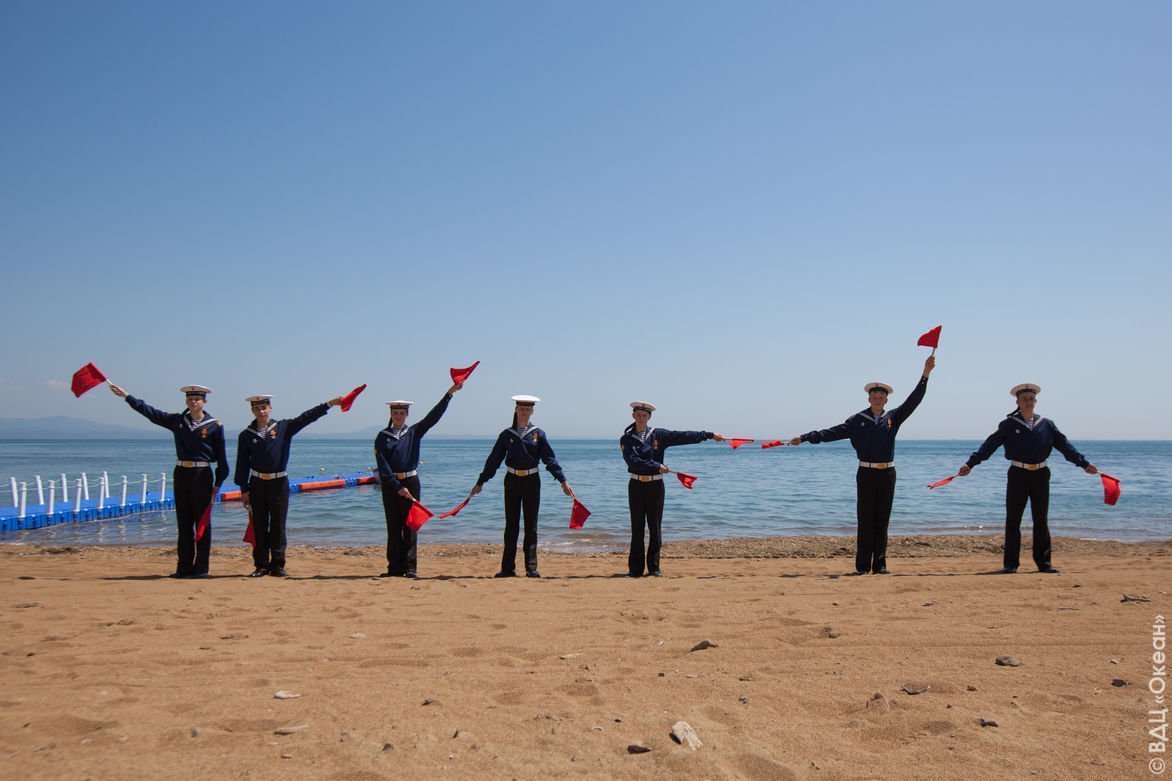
[1,535,1168,780]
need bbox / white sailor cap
[511,394,541,406]
[630,401,657,413]
[1011,383,1041,397]
[386,400,414,409]
[246,395,273,405]
[864,382,893,395]
[181,385,211,396]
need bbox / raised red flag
[71,362,107,397]
[569,499,591,529]
[437,497,471,519]
[450,361,480,384]
[917,325,942,349]
[761,440,784,449]
[405,501,434,532]
[927,475,957,489]
[339,383,366,412]
[675,472,697,489]
[728,439,754,449]
[1100,473,1121,506]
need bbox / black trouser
[1005,466,1051,569]
[248,476,289,570]
[628,479,665,576]
[173,466,213,575]
[382,476,421,574]
[501,473,540,574]
[855,467,896,573]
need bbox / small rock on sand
[670,721,702,750]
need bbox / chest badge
[201,428,208,439]
[532,433,539,444]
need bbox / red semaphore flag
[339,384,367,412]
[243,508,256,547]
[569,499,591,529]
[196,494,213,541]
[675,472,697,489]
[917,325,942,349]
[927,475,958,489]
[1100,473,1121,506]
[71,362,107,397]
[437,497,471,519]
[761,440,784,449]
[450,361,480,384]
[405,501,435,532]
[728,439,754,449]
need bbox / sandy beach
[1,535,1167,780]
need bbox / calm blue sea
[0,439,1168,549]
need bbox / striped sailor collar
[1010,410,1044,428]
[183,410,218,430]
[249,419,277,436]
[512,423,536,437]
[385,424,409,439]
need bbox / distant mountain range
[0,416,386,440]
[0,416,158,439]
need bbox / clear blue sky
[2,1,1168,439]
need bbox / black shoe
[648,570,663,577]
[249,568,267,578]
[628,572,642,578]
[168,572,190,579]
[404,571,419,579]
[269,567,288,577]
[190,572,209,579]
[873,568,890,575]
[494,571,516,578]
[379,570,398,578]
[999,566,1018,574]
[847,570,866,576]
[1038,565,1060,574]
[526,571,541,578]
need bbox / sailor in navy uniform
[374,381,464,578]
[108,383,229,578]
[471,395,574,578]
[789,356,935,574]
[958,383,1097,574]
[620,402,726,577]
[234,392,343,577]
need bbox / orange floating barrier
[298,479,346,493]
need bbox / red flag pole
[926,474,959,490]
[437,493,474,520]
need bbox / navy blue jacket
[477,426,566,485]
[125,396,229,486]
[374,393,453,492]
[620,427,713,476]
[800,376,929,463]
[965,412,1089,469]
[234,403,329,492]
